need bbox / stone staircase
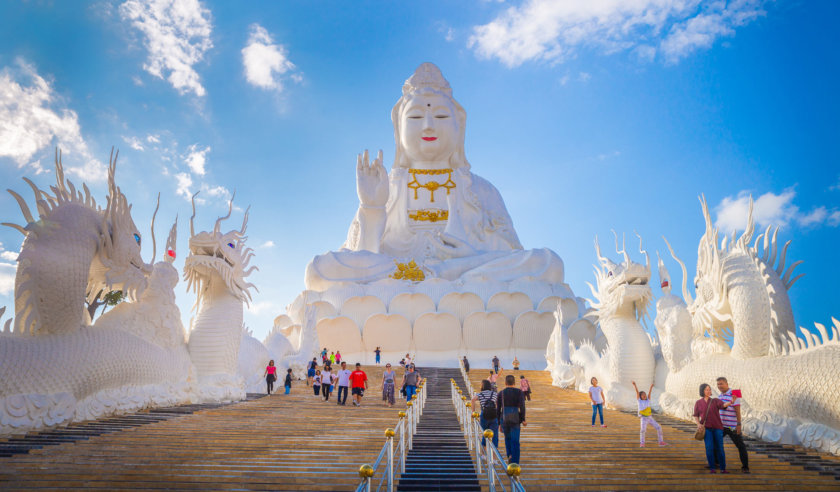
[463,368,840,490]
[397,367,480,491]
[0,365,403,491]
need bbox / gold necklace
[407,168,456,202]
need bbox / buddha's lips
[422,137,437,141]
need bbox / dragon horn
[239,205,250,235]
[635,231,649,270]
[663,235,693,305]
[214,190,235,235]
[150,192,160,263]
[613,230,630,265]
[190,191,199,238]
[594,236,616,271]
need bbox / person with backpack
[497,374,527,464]
[471,379,499,449]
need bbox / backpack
[480,393,498,420]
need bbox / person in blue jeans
[497,374,527,464]
[471,379,499,448]
[588,377,606,427]
[402,365,419,401]
[694,383,734,474]
[284,368,293,394]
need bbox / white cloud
[259,240,275,249]
[184,143,210,175]
[246,300,277,316]
[0,59,106,181]
[119,0,213,97]
[830,176,840,192]
[468,0,767,67]
[714,189,840,233]
[175,171,193,199]
[241,24,298,93]
[203,184,229,197]
[0,262,15,296]
[146,134,160,144]
[0,251,17,262]
[123,135,145,151]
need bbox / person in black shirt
[496,374,527,464]
[462,356,470,374]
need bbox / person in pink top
[519,375,531,401]
[263,360,277,395]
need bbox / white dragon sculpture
[0,151,194,434]
[548,233,658,409]
[656,197,840,455]
[184,192,258,402]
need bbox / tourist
[350,363,368,406]
[321,348,328,364]
[329,351,336,365]
[404,353,412,366]
[313,370,321,397]
[492,355,500,374]
[588,377,606,427]
[462,356,470,374]
[399,358,406,368]
[336,361,352,406]
[717,377,750,473]
[632,381,666,447]
[512,357,520,371]
[488,371,499,392]
[519,375,531,401]
[497,374,527,464]
[321,365,334,401]
[335,350,342,364]
[263,359,277,396]
[374,346,382,365]
[402,365,419,402]
[694,383,734,474]
[382,363,396,407]
[307,358,317,386]
[471,379,499,449]
[284,368,293,395]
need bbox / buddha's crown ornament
[402,62,452,98]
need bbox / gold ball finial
[398,411,406,418]
[483,429,494,439]
[471,411,479,419]
[461,395,466,401]
[412,394,418,400]
[506,463,521,477]
[406,401,413,407]
[385,428,395,438]
[359,464,375,478]
[465,402,471,408]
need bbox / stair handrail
[451,379,526,492]
[459,357,472,393]
[356,377,428,492]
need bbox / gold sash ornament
[408,209,449,222]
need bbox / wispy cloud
[246,300,277,316]
[119,0,213,97]
[175,171,193,199]
[468,0,767,67]
[259,240,275,249]
[0,59,106,181]
[0,243,17,296]
[714,188,840,233]
[241,24,300,93]
[122,135,145,151]
[184,143,210,175]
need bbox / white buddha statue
[305,63,564,290]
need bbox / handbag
[694,399,713,440]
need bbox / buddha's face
[399,92,459,164]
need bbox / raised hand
[356,149,388,208]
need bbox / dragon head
[79,150,152,303]
[587,231,652,321]
[183,192,258,306]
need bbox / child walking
[588,377,606,427]
[313,370,321,396]
[632,380,667,447]
[284,368,293,394]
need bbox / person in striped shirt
[716,377,750,474]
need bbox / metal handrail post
[486,431,495,492]
[467,411,473,451]
[400,414,406,474]
[474,421,482,475]
[387,433,394,492]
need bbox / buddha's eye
[227,242,235,248]
[434,114,449,119]
[407,115,422,119]
[133,233,141,246]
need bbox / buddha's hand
[432,232,477,259]
[356,149,388,208]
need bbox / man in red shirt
[349,363,368,407]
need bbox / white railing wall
[356,377,428,492]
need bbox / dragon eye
[133,233,141,246]
[608,271,613,277]
[227,242,235,248]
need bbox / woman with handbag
[263,360,277,396]
[694,383,734,474]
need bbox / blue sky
[0,0,837,342]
